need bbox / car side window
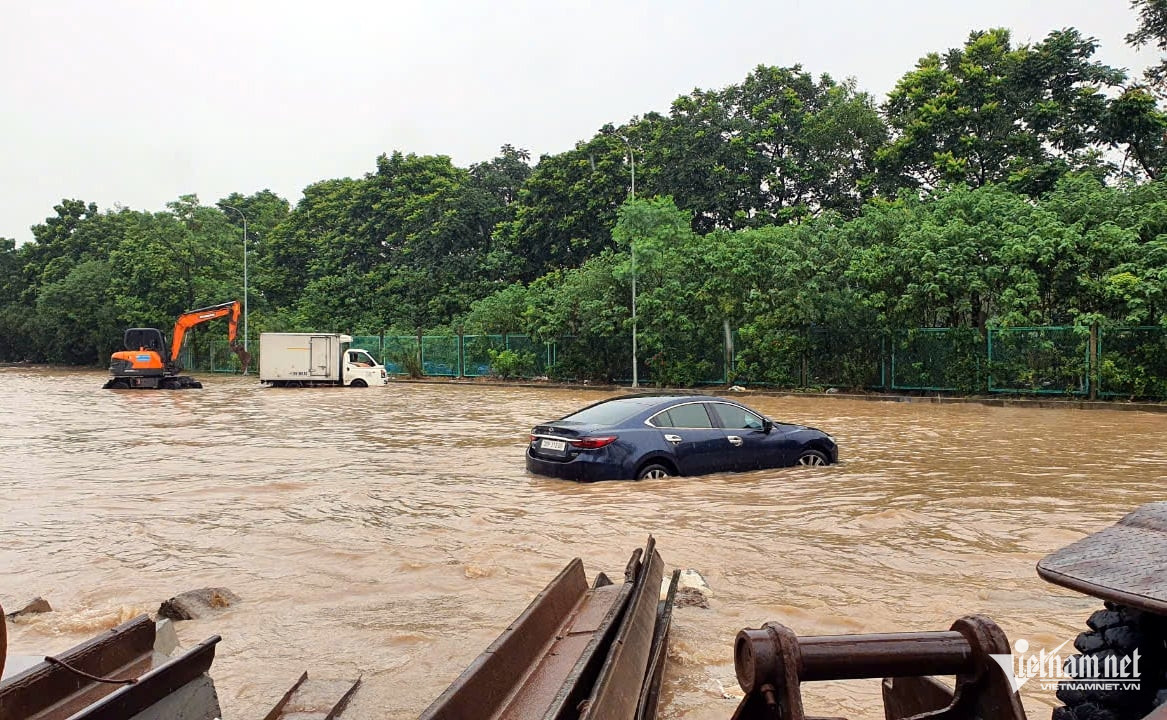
[647,409,673,428]
[659,403,713,428]
[712,403,764,430]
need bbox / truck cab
[343,348,388,387]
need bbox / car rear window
[651,403,713,428]
[559,399,652,426]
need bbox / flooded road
[2,367,1164,719]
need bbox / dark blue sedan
[526,394,838,481]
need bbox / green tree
[879,29,1124,194]
[1103,87,1167,180]
[258,178,363,310]
[498,130,634,280]
[649,66,886,231]
[1128,0,1167,90]
[36,260,120,364]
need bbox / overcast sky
[1,0,1155,244]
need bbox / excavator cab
[123,328,166,354]
[105,327,174,388]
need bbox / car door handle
[664,434,683,444]
[727,435,743,446]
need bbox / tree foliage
[1128,0,1167,90]
[6,11,1167,385]
[880,29,1123,194]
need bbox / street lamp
[619,135,638,388]
[220,204,248,353]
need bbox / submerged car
[526,394,838,482]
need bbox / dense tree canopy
[878,28,1123,195]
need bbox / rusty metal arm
[730,615,1026,720]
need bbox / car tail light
[570,436,617,449]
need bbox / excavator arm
[169,301,241,362]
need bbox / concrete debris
[155,618,180,656]
[667,569,712,608]
[5,596,52,619]
[728,385,746,392]
[158,588,240,621]
[125,674,221,720]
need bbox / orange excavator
[103,301,250,389]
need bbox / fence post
[723,319,732,385]
[457,327,464,379]
[800,328,809,388]
[417,330,424,377]
[379,329,385,365]
[882,334,890,392]
[986,328,994,392]
[890,332,897,391]
[1088,324,1099,400]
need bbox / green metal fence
[381,335,416,374]
[806,327,885,389]
[988,327,1090,395]
[891,328,985,392]
[179,340,245,373]
[1098,326,1167,399]
[178,326,1167,398]
[462,335,505,377]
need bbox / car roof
[602,393,725,407]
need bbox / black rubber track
[1053,603,1167,720]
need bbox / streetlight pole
[220,204,248,353]
[619,135,638,388]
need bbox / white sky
[1,0,1155,244]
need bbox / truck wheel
[108,380,129,390]
[350,379,367,388]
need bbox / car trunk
[530,423,606,461]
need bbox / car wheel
[636,463,673,480]
[796,449,829,466]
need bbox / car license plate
[540,439,566,452]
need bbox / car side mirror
[762,418,773,434]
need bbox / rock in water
[158,588,240,621]
[6,597,52,619]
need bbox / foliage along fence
[181,326,1167,400]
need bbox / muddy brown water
[1,367,1164,719]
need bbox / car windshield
[558,398,659,426]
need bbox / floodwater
[2,367,1164,719]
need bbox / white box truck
[259,333,388,387]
